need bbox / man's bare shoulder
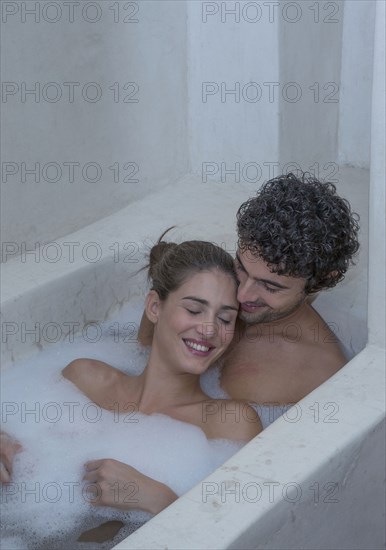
[270,303,346,365]
[221,304,347,404]
[300,304,347,369]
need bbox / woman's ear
[145,290,161,324]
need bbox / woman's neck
[135,352,206,415]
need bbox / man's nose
[237,278,257,303]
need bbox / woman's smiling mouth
[183,339,214,356]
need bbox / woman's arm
[64,361,177,514]
[83,458,177,514]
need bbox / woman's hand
[83,458,177,515]
[0,431,22,483]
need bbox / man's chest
[220,337,305,404]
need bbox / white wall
[279,0,344,172]
[367,0,385,350]
[1,1,188,249]
[277,0,375,174]
[3,0,376,254]
[338,0,376,168]
[187,1,369,185]
[187,1,280,184]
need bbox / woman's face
[149,269,239,375]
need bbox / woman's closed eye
[186,308,233,325]
[218,317,232,325]
[186,308,201,315]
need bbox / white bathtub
[2,160,385,549]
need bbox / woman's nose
[196,318,218,339]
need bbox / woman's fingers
[0,432,22,483]
[0,461,11,483]
[0,432,23,453]
[83,470,97,483]
[84,459,103,471]
[82,459,141,510]
[81,458,176,514]
[12,440,22,453]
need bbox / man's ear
[145,290,162,324]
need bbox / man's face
[235,249,307,324]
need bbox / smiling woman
[147,270,238,376]
[1,235,262,527]
[62,238,262,514]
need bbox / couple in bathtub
[1,173,360,517]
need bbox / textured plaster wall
[186,1,280,181]
[1,1,188,248]
[278,0,343,170]
[338,0,376,168]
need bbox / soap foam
[1,298,243,549]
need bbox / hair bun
[148,241,177,279]
[147,227,178,280]
[144,229,237,300]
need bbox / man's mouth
[183,339,214,356]
[240,302,267,313]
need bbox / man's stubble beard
[238,294,306,325]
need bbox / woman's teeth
[184,340,210,352]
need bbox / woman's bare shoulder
[62,358,128,408]
[198,398,262,442]
[63,357,124,382]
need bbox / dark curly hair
[237,173,360,294]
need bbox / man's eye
[264,285,279,294]
[186,309,200,315]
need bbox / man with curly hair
[136,172,360,426]
[220,173,360,420]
